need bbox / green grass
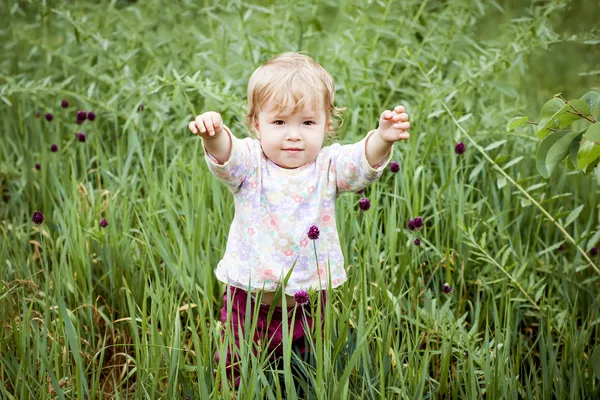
[1,0,600,398]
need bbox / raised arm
[365,105,410,167]
[189,111,232,164]
[189,111,256,193]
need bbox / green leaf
[580,91,600,112]
[584,158,600,174]
[566,155,576,171]
[593,345,600,380]
[536,99,591,140]
[506,116,528,132]
[577,124,600,170]
[588,230,600,251]
[496,176,507,189]
[485,140,507,151]
[569,135,582,170]
[541,98,565,118]
[565,205,584,228]
[536,130,581,178]
[568,99,591,115]
[585,122,600,141]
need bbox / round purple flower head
[294,290,309,306]
[390,161,400,173]
[45,113,53,122]
[35,163,41,170]
[32,210,44,225]
[359,197,371,211]
[100,218,108,228]
[61,99,69,108]
[408,216,423,231]
[414,238,421,246]
[356,188,365,195]
[77,133,86,142]
[76,110,87,122]
[442,282,452,294]
[455,142,466,155]
[87,111,96,121]
[307,225,319,240]
[591,247,599,257]
[413,216,423,229]
[50,144,58,152]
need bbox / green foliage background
[1,0,600,398]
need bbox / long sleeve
[329,129,394,195]
[203,126,258,194]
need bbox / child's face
[254,100,331,169]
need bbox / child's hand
[188,111,225,139]
[377,105,410,143]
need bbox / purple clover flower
[408,216,423,231]
[414,238,421,246]
[359,197,371,211]
[32,210,44,225]
[76,110,87,123]
[100,218,108,228]
[50,144,58,152]
[61,99,69,108]
[591,247,599,257]
[307,225,319,240]
[77,133,86,142]
[390,161,400,173]
[356,188,365,195]
[87,111,96,121]
[45,113,53,122]
[413,216,423,229]
[442,282,452,294]
[294,290,309,306]
[35,163,41,170]
[455,142,466,155]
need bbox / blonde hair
[245,51,345,139]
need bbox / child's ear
[253,120,261,139]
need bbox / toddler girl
[188,51,410,389]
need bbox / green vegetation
[1,0,599,398]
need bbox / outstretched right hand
[188,111,225,139]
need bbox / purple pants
[214,286,326,388]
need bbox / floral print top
[204,127,393,296]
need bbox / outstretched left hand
[377,105,411,143]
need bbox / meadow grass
[1,0,600,398]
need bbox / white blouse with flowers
[204,127,393,296]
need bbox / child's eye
[304,121,315,126]
[273,120,284,125]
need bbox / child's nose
[286,127,301,139]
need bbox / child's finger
[195,116,206,134]
[392,113,408,122]
[381,110,393,120]
[393,121,411,130]
[394,105,405,113]
[203,117,215,136]
[188,121,198,134]
[210,114,222,132]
